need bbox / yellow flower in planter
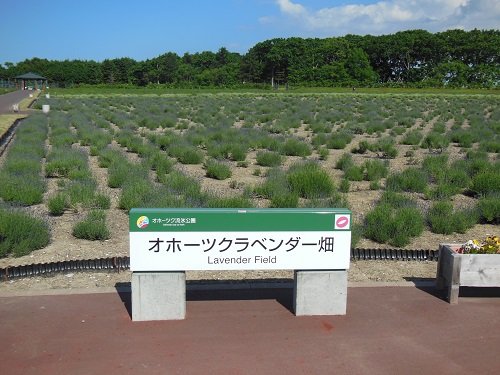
[459,236,500,254]
[482,236,500,254]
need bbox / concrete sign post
[130,208,351,320]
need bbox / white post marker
[130,208,352,320]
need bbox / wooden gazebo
[14,72,48,90]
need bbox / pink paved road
[0,286,499,375]
[0,90,31,114]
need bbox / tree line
[1,29,498,88]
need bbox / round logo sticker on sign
[335,215,350,230]
[137,216,149,229]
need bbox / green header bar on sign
[129,208,351,232]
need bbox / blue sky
[0,0,498,64]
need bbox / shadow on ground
[115,279,295,319]
[404,277,500,302]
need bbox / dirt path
[80,144,130,251]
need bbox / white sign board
[130,209,352,271]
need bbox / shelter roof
[14,72,47,80]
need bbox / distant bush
[369,180,380,190]
[152,133,176,151]
[449,130,477,148]
[68,168,92,181]
[207,143,231,159]
[350,222,362,249]
[143,186,186,208]
[3,157,40,175]
[281,138,312,157]
[326,132,352,149]
[401,130,423,145]
[427,201,478,234]
[108,162,148,188]
[386,168,427,193]
[178,147,204,165]
[352,140,369,154]
[427,202,455,234]
[422,155,448,182]
[383,146,398,159]
[335,153,354,171]
[339,178,350,193]
[318,147,329,160]
[67,179,97,206]
[425,183,460,200]
[97,148,123,168]
[302,192,349,210]
[421,132,449,151]
[470,170,500,197]
[72,210,110,240]
[48,194,67,216]
[207,196,253,208]
[380,191,417,209]
[169,145,204,164]
[163,171,201,196]
[91,193,111,209]
[205,159,232,180]
[463,151,490,176]
[287,162,334,199]
[45,149,87,178]
[159,171,205,207]
[369,137,398,158]
[443,168,469,188]
[364,204,424,247]
[344,166,364,181]
[229,144,247,161]
[148,152,174,177]
[422,155,470,199]
[254,168,288,199]
[364,159,388,181]
[107,162,131,188]
[0,174,46,206]
[479,140,500,153]
[119,180,154,211]
[270,193,299,208]
[256,151,282,167]
[0,208,50,257]
[477,195,500,224]
[0,115,47,206]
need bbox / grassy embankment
[0,115,26,138]
[51,86,500,96]
[0,88,16,95]
[0,91,39,137]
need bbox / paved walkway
[0,285,499,375]
[0,90,31,114]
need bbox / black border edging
[0,249,439,281]
[0,117,23,157]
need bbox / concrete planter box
[436,243,500,304]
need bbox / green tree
[156,52,179,83]
[344,47,378,85]
[432,61,470,87]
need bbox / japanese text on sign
[130,231,350,271]
[147,235,334,253]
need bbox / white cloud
[276,0,306,16]
[272,0,500,35]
